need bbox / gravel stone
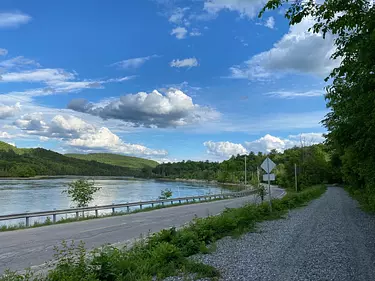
[169,187,375,281]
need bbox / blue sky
[0,0,335,162]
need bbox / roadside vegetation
[0,185,326,281]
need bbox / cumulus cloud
[68,88,219,128]
[170,58,198,68]
[171,27,188,39]
[13,113,168,157]
[169,7,190,25]
[0,48,7,56]
[204,133,325,159]
[111,55,158,69]
[0,102,21,119]
[245,133,325,153]
[13,112,48,131]
[265,90,325,99]
[0,12,31,28]
[229,18,339,79]
[203,0,267,19]
[204,140,247,158]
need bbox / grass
[0,185,327,281]
[0,196,227,232]
[65,153,158,170]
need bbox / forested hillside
[66,153,158,170]
[0,141,147,177]
[153,144,334,190]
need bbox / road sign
[263,173,275,181]
[261,157,276,173]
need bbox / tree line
[152,143,334,191]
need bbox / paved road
[192,186,375,281]
[0,187,285,274]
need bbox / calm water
[0,177,227,226]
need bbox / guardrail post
[199,197,201,202]
[151,203,154,208]
[95,206,98,218]
[112,203,115,215]
[140,204,143,210]
[171,201,173,205]
[76,211,79,219]
[26,216,30,227]
[127,206,130,213]
[186,199,189,203]
[53,213,57,223]
[161,202,164,206]
[179,199,181,204]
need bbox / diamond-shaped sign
[261,157,276,174]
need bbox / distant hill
[66,153,158,170]
[0,141,149,177]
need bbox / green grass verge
[1,185,326,281]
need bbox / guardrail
[0,189,257,227]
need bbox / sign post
[261,157,276,212]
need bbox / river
[0,177,229,226]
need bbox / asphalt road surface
[0,187,285,274]
[190,186,375,281]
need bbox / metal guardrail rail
[0,189,257,227]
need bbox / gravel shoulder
[186,186,375,281]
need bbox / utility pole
[244,155,247,187]
[267,158,272,212]
[295,163,298,192]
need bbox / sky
[0,0,335,162]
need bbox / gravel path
[184,186,375,281]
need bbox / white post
[295,163,298,192]
[244,155,247,187]
[267,159,272,212]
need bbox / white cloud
[0,12,31,28]
[171,27,188,39]
[190,28,202,36]
[203,132,325,160]
[204,140,247,158]
[170,58,199,68]
[169,7,190,25]
[0,56,41,70]
[0,131,12,139]
[265,90,325,98]
[203,0,267,19]
[229,18,339,79]
[68,88,219,128]
[0,48,8,56]
[106,76,137,83]
[265,16,275,29]
[13,113,168,157]
[111,55,158,69]
[245,133,325,153]
[68,127,167,156]
[0,68,75,83]
[0,102,21,119]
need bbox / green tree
[63,179,101,208]
[261,0,375,208]
[159,188,173,200]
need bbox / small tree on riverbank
[63,179,101,208]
